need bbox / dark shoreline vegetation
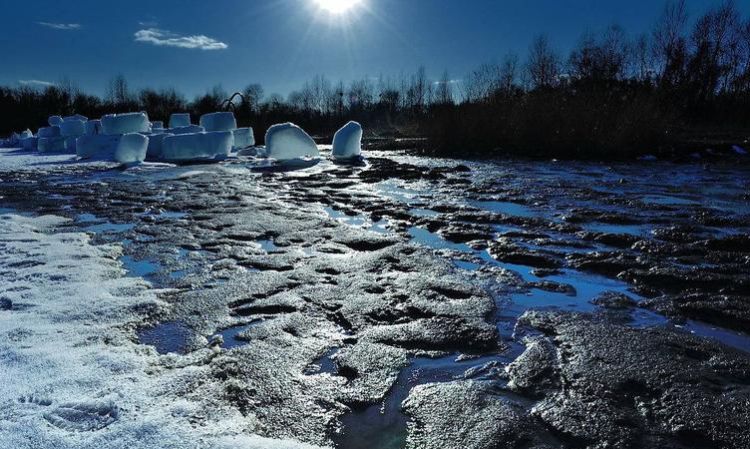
[3,0,750,160]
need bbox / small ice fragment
[114,133,148,164]
[85,120,102,135]
[146,133,174,160]
[76,135,121,159]
[170,125,205,135]
[160,131,232,162]
[60,120,86,137]
[332,121,363,160]
[101,113,150,135]
[200,112,237,132]
[169,113,191,129]
[265,122,319,161]
[233,127,255,149]
[38,126,61,138]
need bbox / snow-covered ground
[0,148,327,448]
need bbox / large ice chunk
[169,113,191,129]
[22,137,38,151]
[200,112,237,132]
[233,127,255,149]
[332,121,363,160]
[101,113,150,135]
[170,125,205,135]
[265,123,319,161]
[114,133,148,164]
[64,114,88,122]
[38,126,61,138]
[76,135,121,159]
[65,137,78,152]
[48,115,64,126]
[85,120,102,135]
[20,129,34,139]
[146,133,174,160]
[160,131,232,162]
[60,120,86,137]
[38,137,67,153]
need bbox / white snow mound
[200,112,237,132]
[265,123,319,161]
[160,131,232,162]
[101,113,150,135]
[332,121,363,160]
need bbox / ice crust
[265,123,319,161]
[331,121,363,160]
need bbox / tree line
[2,0,749,159]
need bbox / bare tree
[434,70,454,105]
[652,0,689,87]
[527,35,560,89]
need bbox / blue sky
[3,0,747,98]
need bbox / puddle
[121,256,160,278]
[333,353,507,449]
[681,321,750,354]
[138,322,192,354]
[214,320,268,349]
[324,207,368,227]
[258,239,279,252]
[469,200,538,218]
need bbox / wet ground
[1,146,750,449]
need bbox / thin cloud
[134,28,228,50]
[19,80,55,88]
[37,22,81,30]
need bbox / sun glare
[314,0,362,14]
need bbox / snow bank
[160,131,232,162]
[265,123,319,161]
[37,136,67,153]
[146,133,174,160]
[60,120,86,137]
[169,113,191,129]
[170,125,205,135]
[48,115,64,126]
[200,112,237,132]
[38,126,61,138]
[114,133,148,164]
[233,127,255,149]
[76,135,120,159]
[332,121,363,160]
[85,120,102,135]
[101,113,150,135]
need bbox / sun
[314,0,362,14]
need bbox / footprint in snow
[43,400,119,432]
